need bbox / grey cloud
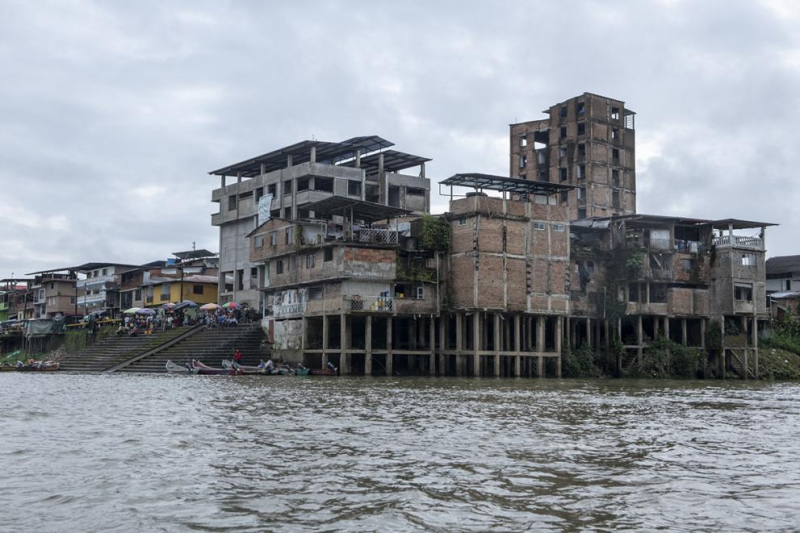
[1,0,798,277]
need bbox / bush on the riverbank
[562,343,604,378]
[758,347,800,380]
[63,326,113,353]
[628,337,702,379]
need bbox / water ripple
[1,374,799,531]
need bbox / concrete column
[700,318,706,350]
[365,315,372,376]
[455,313,463,377]
[439,316,447,376]
[355,149,361,168]
[743,348,748,381]
[340,314,350,375]
[220,175,226,188]
[322,314,329,368]
[586,318,592,349]
[653,317,659,340]
[536,315,545,378]
[286,154,293,167]
[409,319,417,351]
[386,316,393,376]
[301,317,307,360]
[664,317,670,343]
[514,314,521,377]
[752,315,759,379]
[309,146,316,164]
[681,318,688,346]
[555,317,563,378]
[636,315,643,365]
[493,313,501,377]
[473,312,482,377]
[429,318,436,375]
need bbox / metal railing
[352,229,398,245]
[347,296,393,312]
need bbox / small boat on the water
[165,360,192,374]
[14,362,60,372]
[0,365,18,372]
[222,359,266,375]
[309,368,337,376]
[192,360,241,375]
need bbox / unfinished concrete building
[209,137,431,308]
[510,93,636,220]
[570,215,773,378]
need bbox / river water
[1,375,799,532]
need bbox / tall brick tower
[510,93,636,220]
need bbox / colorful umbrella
[200,303,219,311]
[174,300,198,310]
[123,308,140,315]
[222,302,239,309]
[136,308,156,316]
[160,302,176,309]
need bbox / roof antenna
[192,241,196,251]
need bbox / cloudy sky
[1,0,798,278]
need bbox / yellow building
[145,275,218,307]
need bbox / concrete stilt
[752,316,759,379]
[455,313,463,377]
[555,316,563,378]
[322,314,329,368]
[365,315,372,376]
[429,317,436,376]
[473,312,482,377]
[386,316,393,376]
[494,313,501,377]
[439,316,447,376]
[340,314,350,375]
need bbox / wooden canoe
[165,360,193,374]
[309,368,337,376]
[15,362,60,372]
[192,360,241,375]
[222,360,266,374]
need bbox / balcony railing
[352,229,398,245]
[273,301,306,318]
[347,296,394,312]
[713,235,763,249]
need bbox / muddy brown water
[1,374,799,532]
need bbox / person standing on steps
[233,349,243,367]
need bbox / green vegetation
[396,261,436,282]
[627,337,702,378]
[562,343,605,378]
[418,214,450,251]
[759,311,800,379]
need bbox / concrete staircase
[117,323,267,373]
[59,327,197,372]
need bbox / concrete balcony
[713,235,764,250]
[273,301,306,318]
[78,275,116,288]
[346,295,394,313]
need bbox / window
[70,297,76,304]
[560,168,568,182]
[539,170,548,181]
[681,258,694,271]
[534,222,546,231]
[612,148,620,162]
[559,106,567,117]
[407,187,425,196]
[283,179,293,195]
[611,106,620,120]
[577,165,586,180]
[742,253,756,266]
[578,208,587,219]
[560,191,569,204]
[628,283,639,302]
[276,260,284,274]
[283,207,292,219]
[50,283,54,289]
[267,183,277,196]
[577,101,585,115]
[324,248,333,262]
[519,134,527,147]
[458,217,467,226]
[285,227,294,245]
[288,256,297,271]
[348,180,362,196]
[735,284,753,301]
[161,283,170,299]
[559,147,567,158]
[560,126,567,139]
[577,143,586,159]
[193,285,204,295]
[553,224,566,232]
[612,128,620,141]
[134,289,141,301]
[414,285,424,300]
[251,267,258,279]
[612,169,620,186]
[519,155,527,169]
[297,178,309,191]
[306,253,315,269]
[578,187,586,200]
[255,235,264,248]
[650,284,667,303]
[228,195,237,210]
[270,231,278,246]
[308,286,323,300]
[613,191,620,208]
[236,270,244,291]
[577,122,585,136]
